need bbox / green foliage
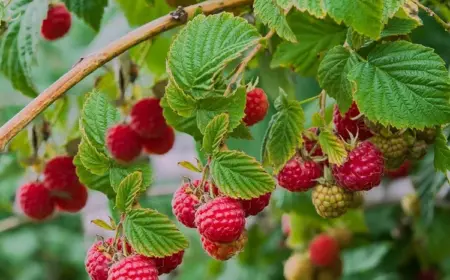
[318,128,347,165]
[115,172,142,213]
[343,242,392,274]
[110,161,152,192]
[165,81,197,117]
[78,137,110,175]
[161,96,203,140]
[253,0,296,42]
[74,154,115,198]
[381,17,421,37]
[115,0,170,26]
[202,113,229,155]
[291,0,327,18]
[62,0,108,31]
[433,127,450,173]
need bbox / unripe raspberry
[195,197,246,243]
[106,124,142,162]
[151,250,184,275]
[235,192,271,217]
[243,88,269,126]
[309,234,340,267]
[312,184,353,218]
[43,155,79,191]
[278,158,322,192]
[386,160,411,178]
[55,183,88,213]
[41,4,72,41]
[201,231,247,261]
[333,102,373,141]
[283,253,313,280]
[142,126,175,155]
[370,134,409,169]
[108,255,158,280]
[16,182,55,220]
[130,98,167,138]
[332,141,384,191]
[327,227,353,249]
[416,127,438,144]
[409,140,428,160]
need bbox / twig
[319,90,326,117]
[414,0,450,31]
[0,216,24,232]
[0,0,254,151]
[298,94,321,105]
[224,29,275,96]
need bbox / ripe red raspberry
[16,182,55,220]
[309,234,340,267]
[278,158,322,192]
[151,250,184,275]
[195,197,246,243]
[332,141,384,191]
[44,155,79,191]
[106,124,142,162]
[55,184,88,212]
[236,192,271,217]
[303,128,323,157]
[108,255,158,280]
[172,181,201,228]
[201,232,247,260]
[386,160,411,178]
[333,102,373,141]
[85,239,115,280]
[41,4,71,41]
[142,126,175,155]
[243,88,268,126]
[130,98,167,138]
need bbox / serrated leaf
[124,208,189,257]
[116,0,170,26]
[261,116,276,166]
[78,136,110,175]
[434,128,450,173]
[229,122,253,140]
[383,0,407,22]
[381,17,420,37]
[81,92,121,150]
[116,172,142,213]
[318,46,359,113]
[325,0,384,39]
[346,28,373,50]
[254,0,296,42]
[74,154,115,198]
[349,41,450,129]
[211,150,275,199]
[318,129,347,165]
[167,13,261,98]
[271,11,346,76]
[110,161,152,192]
[161,96,203,140]
[91,219,115,231]
[275,0,293,10]
[202,113,229,155]
[178,161,202,172]
[62,0,108,31]
[292,0,326,18]
[165,81,197,117]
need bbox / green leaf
[165,81,197,117]
[318,128,347,165]
[381,17,420,38]
[178,161,202,173]
[273,188,319,217]
[253,0,296,42]
[161,96,203,140]
[211,150,275,199]
[91,219,115,231]
[434,128,450,173]
[343,243,392,274]
[292,0,326,18]
[116,0,170,26]
[325,0,384,39]
[130,37,171,77]
[81,92,121,150]
[124,208,189,257]
[318,46,359,113]
[202,113,229,155]
[382,0,407,22]
[229,122,253,140]
[349,41,450,129]
[74,154,115,198]
[78,137,110,175]
[116,172,142,213]
[167,13,261,98]
[271,11,346,76]
[62,0,108,31]
[110,161,152,193]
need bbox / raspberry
[43,155,79,191]
[370,134,409,169]
[41,4,71,41]
[303,128,323,157]
[108,255,158,280]
[409,140,428,160]
[16,182,55,220]
[236,192,271,217]
[386,160,411,178]
[201,231,247,260]
[283,253,313,280]
[195,197,246,243]
[85,239,115,280]
[54,183,88,212]
[151,250,184,275]
[309,234,340,267]
[130,98,167,138]
[327,227,353,249]
[401,193,420,217]
[278,158,322,192]
[172,180,201,228]
[333,102,373,141]
[106,124,142,162]
[416,127,438,144]
[243,88,269,126]
[417,269,439,280]
[282,214,291,236]
[332,141,384,191]
[142,126,175,155]
[312,184,353,218]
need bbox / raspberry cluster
[106,97,176,162]
[16,155,88,220]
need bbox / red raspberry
[201,232,247,261]
[172,181,201,228]
[243,88,269,126]
[333,102,373,141]
[386,160,411,178]
[85,239,115,280]
[236,192,271,217]
[16,182,55,220]
[195,197,246,243]
[332,141,384,191]
[108,255,158,280]
[41,4,71,41]
[142,126,175,155]
[106,124,142,162]
[303,127,323,157]
[55,184,88,212]
[130,98,167,138]
[309,234,340,267]
[277,158,322,192]
[151,250,184,275]
[44,155,79,191]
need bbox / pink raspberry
[309,234,340,267]
[16,182,55,220]
[201,232,247,261]
[142,126,175,155]
[130,98,167,138]
[108,255,158,280]
[43,155,79,191]
[243,88,269,126]
[41,4,71,41]
[151,250,184,275]
[236,192,272,217]
[333,102,373,141]
[278,158,322,192]
[106,124,142,162]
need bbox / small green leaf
[178,161,202,173]
[161,97,203,141]
[292,0,327,18]
[318,128,347,165]
[343,243,392,274]
[78,137,110,175]
[382,0,407,22]
[381,17,420,37]
[91,219,115,231]
[211,150,275,199]
[434,128,450,173]
[318,46,359,113]
[110,161,152,193]
[254,0,297,42]
[74,154,115,198]
[124,208,189,257]
[62,0,108,31]
[229,122,253,140]
[165,81,197,117]
[203,113,229,155]
[116,172,142,213]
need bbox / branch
[319,89,326,117]
[414,0,450,32]
[0,0,254,151]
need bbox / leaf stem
[414,0,450,32]
[298,94,320,105]
[319,90,326,118]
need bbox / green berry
[409,140,428,160]
[370,134,409,169]
[416,127,438,144]
[312,184,353,218]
